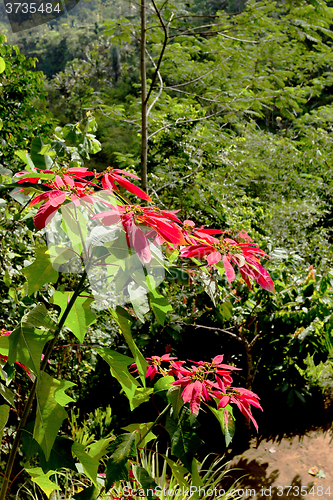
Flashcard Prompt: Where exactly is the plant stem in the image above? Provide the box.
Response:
[0,271,87,500]
[140,0,148,193]
[136,403,171,448]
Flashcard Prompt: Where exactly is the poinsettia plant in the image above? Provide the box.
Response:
[0,117,274,499]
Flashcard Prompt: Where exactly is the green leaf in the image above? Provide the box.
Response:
[105,432,136,491]
[34,373,75,460]
[132,466,157,499]
[23,247,59,295]
[162,456,189,489]
[87,437,113,462]
[14,150,36,172]
[0,57,5,74]
[22,303,57,331]
[73,485,99,500]
[25,467,61,497]
[111,306,147,386]
[72,442,99,485]
[0,382,16,408]
[7,304,55,377]
[154,376,175,393]
[166,408,203,471]
[131,387,154,409]
[208,405,235,447]
[8,328,53,378]
[40,437,77,473]
[129,285,150,323]
[190,458,204,500]
[95,347,140,410]
[148,289,172,326]
[22,422,41,460]
[0,405,10,443]
[61,203,89,255]
[122,422,156,447]
[30,137,53,170]
[199,271,220,307]
[0,335,9,358]
[218,300,233,321]
[167,386,184,418]
[52,292,96,343]
[154,376,175,402]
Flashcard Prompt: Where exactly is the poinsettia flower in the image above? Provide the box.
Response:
[182,220,223,245]
[181,379,204,416]
[101,168,152,202]
[92,205,185,248]
[180,237,274,292]
[130,353,177,380]
[215,387,262,432]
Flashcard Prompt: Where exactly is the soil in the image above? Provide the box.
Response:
[224,429,333,500]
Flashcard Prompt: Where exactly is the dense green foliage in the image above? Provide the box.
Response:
[1,0,333,497]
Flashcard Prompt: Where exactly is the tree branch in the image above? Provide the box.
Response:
[145,0,169,105]
[175,321,242,341]
[154,160,203,193]
[148,109,227,140]
[146,49,164,117]
[164,65,222,88]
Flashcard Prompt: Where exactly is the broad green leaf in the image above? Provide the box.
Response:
[0,57,5,74]
[87,437,113,462]
[166,408,203,471]
[7,304,55,376]
[111,306,147,386]
[22,422,77,472]
[131,387,154,409]
[34,373,75,460]
[30,137,53,170]
[72,442,99,485]
[14,151,36,172]
[23,247,59,294]
[0,405,10,443]
[40,437,77,473]
[8,327,53,377]
[73,485,99,500]
[199,271,220,307]
[218,300,233,321]
[167,386,184,418]
[25,467,61,497]
[132,466,158,499]
[154,376,175,395]
[22,422,41,460]
[128,283,150,323]
[17,172,54,181]
[52,292,96,343]
[105,432,136,491]
[0,382,16,408]
[148,289,172,326]
[208,405,235,447]
[122,422,156,447]
[95,347,140,409]
[61,203,89,255]
[22,303,57,331]
[162,456,189,489]
[0,335,9,358]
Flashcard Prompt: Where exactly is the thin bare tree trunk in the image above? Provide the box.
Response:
[140,0,148,193]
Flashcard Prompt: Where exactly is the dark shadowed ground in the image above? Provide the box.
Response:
[224,429,333,500]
